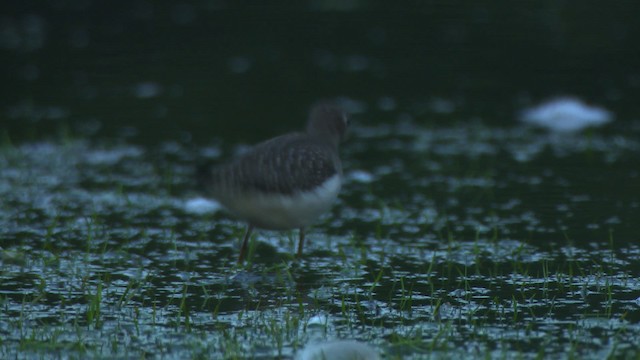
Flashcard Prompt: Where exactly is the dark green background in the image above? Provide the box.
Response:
[3,1,639,144]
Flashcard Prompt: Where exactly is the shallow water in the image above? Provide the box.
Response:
[3,2,640,359]
[2,119,640,359]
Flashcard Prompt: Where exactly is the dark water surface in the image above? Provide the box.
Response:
[2,2,640,359]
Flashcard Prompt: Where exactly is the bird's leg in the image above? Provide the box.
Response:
[238,224,254,263]
[297,227,305,259]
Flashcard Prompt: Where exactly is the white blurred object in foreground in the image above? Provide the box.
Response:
[296,340,380,360]
[520,97,613,132]
[184,197,221,214]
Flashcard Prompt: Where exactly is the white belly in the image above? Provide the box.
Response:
[224,174,342,230]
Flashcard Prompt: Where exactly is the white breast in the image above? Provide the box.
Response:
[223,174,342,230]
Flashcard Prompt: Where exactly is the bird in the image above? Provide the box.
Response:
[199,102,349,263]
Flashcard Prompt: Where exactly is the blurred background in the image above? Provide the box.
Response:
[3,0,639,145]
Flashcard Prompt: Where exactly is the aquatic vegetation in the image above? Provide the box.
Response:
[1,121,639,359]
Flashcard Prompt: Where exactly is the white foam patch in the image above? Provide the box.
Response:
[347,169,374,183]
[133,81,163,98]
[84,146,143,165]
[520,97,613,132]
[296,340,380,360]
[184,197,221,214]
[306,314,329,327]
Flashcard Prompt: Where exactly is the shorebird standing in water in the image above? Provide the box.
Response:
[200,102,349,263]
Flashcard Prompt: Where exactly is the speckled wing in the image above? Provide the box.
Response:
[208,133,341,199]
